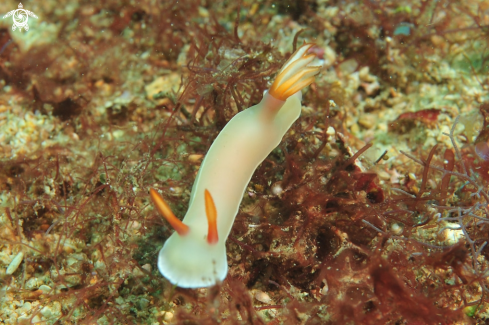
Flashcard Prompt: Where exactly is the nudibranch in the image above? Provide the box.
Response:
[150,43,322,288]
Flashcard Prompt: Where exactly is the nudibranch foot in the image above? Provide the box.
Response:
[269,43,322,101]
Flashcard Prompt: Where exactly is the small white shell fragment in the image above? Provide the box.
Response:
[25,277,44,290]
[358,114,376,129]
[40,301,62,319]
[132,267,145,277]
[254,290,272,304]
[326,126,335,136]
[188,154,203,163]
[164,311,174,322]
[18,314,41,325]
[391,223,403,235]
[271,182,283,196]
[438,227,464,245]
[326,126,336,143]
[39,285,52,293]
[6,252,24,275]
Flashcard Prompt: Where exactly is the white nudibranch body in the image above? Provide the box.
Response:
[150,43,322,288]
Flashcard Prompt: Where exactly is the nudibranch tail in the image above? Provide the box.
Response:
[269,43,321,101]
[149,188,189,236]
[204,189,218,244]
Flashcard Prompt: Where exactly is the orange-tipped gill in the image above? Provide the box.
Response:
[204,189,218,245]
[150,188,189,236]
[268,43,321,101]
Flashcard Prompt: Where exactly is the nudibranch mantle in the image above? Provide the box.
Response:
[151,43,322,288]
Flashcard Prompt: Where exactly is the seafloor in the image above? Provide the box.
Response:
[0,0,489,324]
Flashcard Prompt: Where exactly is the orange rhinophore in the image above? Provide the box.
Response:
[149,188,189,236]
[204,189,218,244]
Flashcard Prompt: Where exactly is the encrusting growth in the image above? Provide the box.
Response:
[150,43,322,288]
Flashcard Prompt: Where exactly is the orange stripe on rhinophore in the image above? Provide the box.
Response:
[204,189,218,245]
[149,188,189,236]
